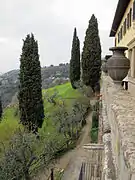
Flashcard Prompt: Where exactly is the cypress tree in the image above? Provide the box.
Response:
[82,14,101,92]
[18,34,44,133]
[70,28,80,89]
[0,98,2,120]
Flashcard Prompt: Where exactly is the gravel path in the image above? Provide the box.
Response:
[61,113,92,180]
[36,113,92,180]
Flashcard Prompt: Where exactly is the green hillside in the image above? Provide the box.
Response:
[0,82,81,146]
[0,82,91,179]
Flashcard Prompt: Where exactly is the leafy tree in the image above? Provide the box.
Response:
[43,89,58,106]
[18,34,44,132]
[0,97,2,119]
[70,28,80,89]
[82,14,101,92]
[0,130,57,180]
[51,96,91,141]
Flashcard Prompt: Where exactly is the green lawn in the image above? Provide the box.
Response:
[0,82,81,147]
[43,82,81,101]
[0,107,21,144]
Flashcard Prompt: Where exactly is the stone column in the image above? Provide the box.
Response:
[131,47,135,78]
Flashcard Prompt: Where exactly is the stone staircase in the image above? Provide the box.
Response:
[78,144,104,180]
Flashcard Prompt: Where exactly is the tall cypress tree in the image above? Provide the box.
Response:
[0,97,2,120]
[18,34,44,132]
[82,14,101,92]
[70,28,80,89]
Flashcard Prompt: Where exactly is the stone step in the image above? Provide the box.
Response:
[79,161,102,180]
[83,144,104,150]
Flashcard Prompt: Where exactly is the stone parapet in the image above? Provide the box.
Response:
[102,74,135,180]
[102,133,116,180]
[102,100,111,134]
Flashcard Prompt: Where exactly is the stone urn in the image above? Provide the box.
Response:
[102,59,108,74]
[102,55,112,74]
[107,47,130,83]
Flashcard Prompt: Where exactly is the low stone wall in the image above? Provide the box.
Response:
[102,74,135,180]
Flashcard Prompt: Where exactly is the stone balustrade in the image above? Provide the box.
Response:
[102,74,135,180]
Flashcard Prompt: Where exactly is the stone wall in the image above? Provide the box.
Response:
[102,74,135,180]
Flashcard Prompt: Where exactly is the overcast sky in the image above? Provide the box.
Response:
[0,0,118,73]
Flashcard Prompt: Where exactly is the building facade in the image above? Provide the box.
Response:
[110,0,135,95]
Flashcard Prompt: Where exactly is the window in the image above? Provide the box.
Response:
[129,8,132,26]
[124,19,127,35]
[118,32,120,43]
[127,13,130,29]
[120,27,123,39]
[120,28,122,40]
[121,26,124,37]
[125,18,127,33]
[133,0,135,20]
[117,26,123,43]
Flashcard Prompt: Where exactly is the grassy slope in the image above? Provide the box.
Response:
[40,82,81,136]
[0,82,81,146]
[0,107,21,143]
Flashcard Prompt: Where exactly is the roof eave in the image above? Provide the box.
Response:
[109,0,130,37]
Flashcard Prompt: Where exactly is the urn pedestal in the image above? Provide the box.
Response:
[107,47,130,87]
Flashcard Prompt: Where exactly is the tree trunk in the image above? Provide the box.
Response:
[51,168,54,180]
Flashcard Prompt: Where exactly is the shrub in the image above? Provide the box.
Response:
[92,101,99,111]
[90,128,98,143]
[51,94,91,144]
[0,129,57,180]
[14,106,19,117]
[91,111,99,143]
[75,81,93,97]
[92,111,99,128]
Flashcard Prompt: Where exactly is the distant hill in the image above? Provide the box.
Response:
[0,64,69,107]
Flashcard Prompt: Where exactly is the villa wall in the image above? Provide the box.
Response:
[116,0,135,48]
[114,0,135,97]
[102,74,135,180]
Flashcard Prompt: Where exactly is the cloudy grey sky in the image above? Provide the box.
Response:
[0,0,118,73]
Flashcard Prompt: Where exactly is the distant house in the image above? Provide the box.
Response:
[110,0,135,95]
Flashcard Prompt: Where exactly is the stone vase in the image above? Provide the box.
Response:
[102,55,112,74]
[102,59,108,74]
[107,47,130,83]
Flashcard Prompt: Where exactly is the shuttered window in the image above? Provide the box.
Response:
[120,27,122,40]
[133,0,135,20]
[129,8,132,26]
[118,32,120,43]
[127,13,130,29]
[122,26,124,36]
[124,19,127,35]
[122,26,123,38]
